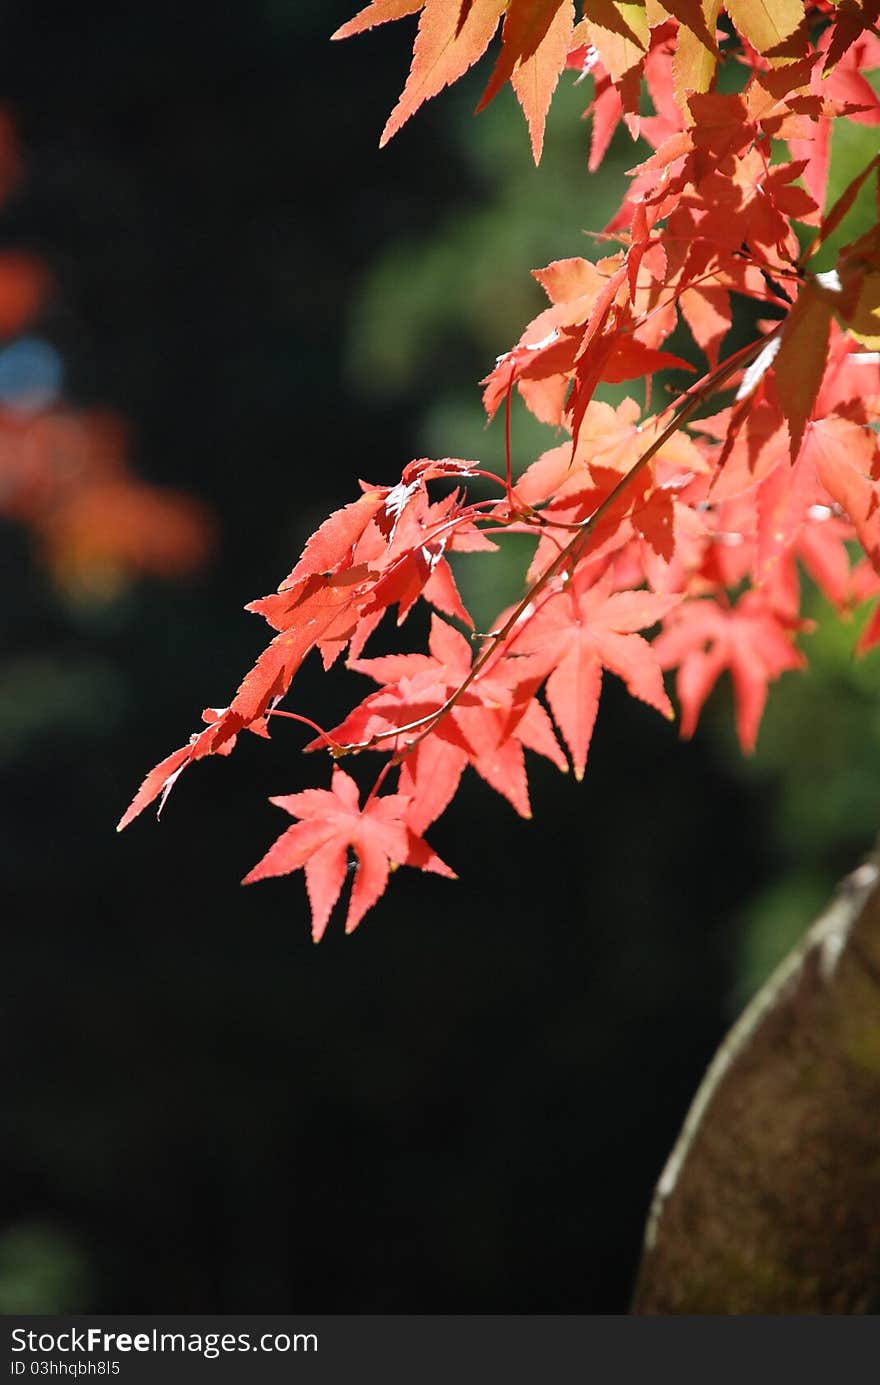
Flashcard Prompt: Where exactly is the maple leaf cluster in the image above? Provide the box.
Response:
[122,1,880,940]
[0,116,213,597]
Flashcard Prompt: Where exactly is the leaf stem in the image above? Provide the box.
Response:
[505,360,516,505]
[364,756,397,805]
[266,708,343,754]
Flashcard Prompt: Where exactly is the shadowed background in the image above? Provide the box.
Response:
[1,0,877,1313]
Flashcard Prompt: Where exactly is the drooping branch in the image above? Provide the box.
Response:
[336,326,781,760]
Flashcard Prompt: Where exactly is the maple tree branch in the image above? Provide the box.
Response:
[339,326,780,762]
[121,0,880,948]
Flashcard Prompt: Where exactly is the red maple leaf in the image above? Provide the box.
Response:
[653,592,805,752]
[511,569,677,778]
[243,767,453,940]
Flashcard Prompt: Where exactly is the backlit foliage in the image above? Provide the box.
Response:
[122,1,880,939]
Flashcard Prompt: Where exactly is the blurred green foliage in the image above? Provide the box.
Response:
[0,1223,94,1313]
[730,586,880,1004]
[809,112,880,271]
[0,656,122,762]
[347,77,626,396]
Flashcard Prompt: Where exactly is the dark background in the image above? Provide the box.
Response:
[0,0,874,1313]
